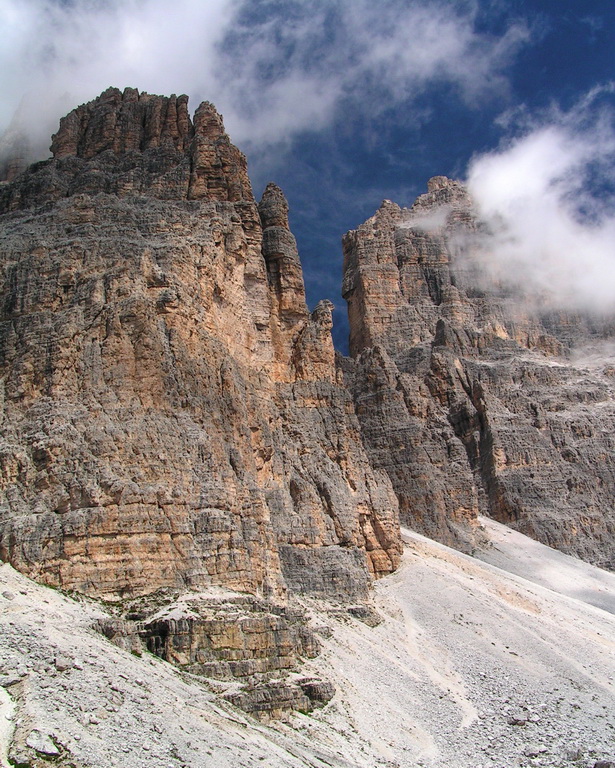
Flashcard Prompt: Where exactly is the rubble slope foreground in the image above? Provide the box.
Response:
[1,521,615,768]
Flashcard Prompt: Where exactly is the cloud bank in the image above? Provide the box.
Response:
[0,0,530,159]
[466,85,615,314]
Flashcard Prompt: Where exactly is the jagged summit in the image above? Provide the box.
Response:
[0,86,252,209]
[50,87,194,158]
[343,176,615,567]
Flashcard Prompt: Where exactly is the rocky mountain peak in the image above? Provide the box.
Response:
[1,87,252,211]
[0,88,400,606]
[426,174,456,191]
[412,174,471,212]
[0,87,614,738]
[50,86,193,158]
[192,99,226,140]
[46,87,233,163]
[343,177,615,567]
[258,182,308,337]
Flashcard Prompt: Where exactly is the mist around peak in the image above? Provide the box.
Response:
[1,2,614,355]
[465,85,615,317]
[0,0,530,166]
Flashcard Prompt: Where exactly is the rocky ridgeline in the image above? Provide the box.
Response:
[343,176,615,567]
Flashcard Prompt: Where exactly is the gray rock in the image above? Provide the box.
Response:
[0,87,400,604]
[297,678,335,707]
[54,653,73,672]
[347,604,383,627]
[342,177,615,568]
[523,744,547,757]
[0,673,23,687]
[507,715,528,726]
[25,729,61,756]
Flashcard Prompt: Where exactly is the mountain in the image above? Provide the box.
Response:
[343,177,615,568]
[0,89,614,765]
[0,87,400,603]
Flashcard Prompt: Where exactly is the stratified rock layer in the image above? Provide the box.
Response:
[343,177,615,568]
[0,88,400,600]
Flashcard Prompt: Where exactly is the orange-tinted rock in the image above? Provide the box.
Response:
[0,89,400,600]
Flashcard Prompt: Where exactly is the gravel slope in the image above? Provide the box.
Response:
[475,516,615,615]
[1,521,614,768]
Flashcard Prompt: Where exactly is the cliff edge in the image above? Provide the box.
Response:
[0,88,400,602]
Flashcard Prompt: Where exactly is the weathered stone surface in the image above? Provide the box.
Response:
[343,177,615,567]
[141,595,319,681]
[0,88,400,600]
[7,83,612,613]
[296,677,335,706]
[93,589,333,719]
[94,618,144,656]
[222,675,334,719]
[224,681,312,719]
[25,730,61,756]
[0,87,252,211]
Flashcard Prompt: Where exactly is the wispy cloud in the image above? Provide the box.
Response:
[466,84,615,313]
[0,0,531,159]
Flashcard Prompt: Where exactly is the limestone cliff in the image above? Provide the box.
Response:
[343,177,615,568]
[1,87,613,604]
[0,88,400,601]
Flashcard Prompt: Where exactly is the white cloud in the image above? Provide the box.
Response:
[0,0,240,156]
[342,1,529,103]
[466,85,615,313]
[0,0,531,160]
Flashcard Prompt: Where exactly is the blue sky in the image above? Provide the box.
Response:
[250,1,615,348]
[1,0,614,350]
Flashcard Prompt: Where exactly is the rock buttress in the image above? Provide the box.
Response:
[0,88,400,599]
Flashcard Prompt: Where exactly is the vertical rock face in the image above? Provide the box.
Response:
[0,88,400,600]
[343,177,615,568]
[1,87,252,209]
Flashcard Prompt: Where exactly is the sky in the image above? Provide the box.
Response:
[1,0,614,351]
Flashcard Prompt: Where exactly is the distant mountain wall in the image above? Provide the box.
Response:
[342,176,615,569]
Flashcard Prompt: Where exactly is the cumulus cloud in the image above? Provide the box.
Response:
[0,0,530,160]
[466,85,615,313]
[0,0,241,156]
